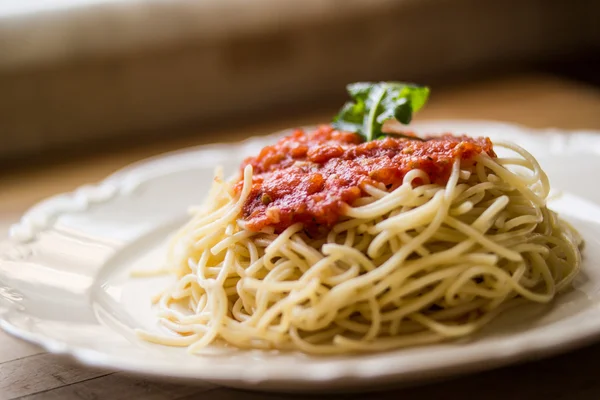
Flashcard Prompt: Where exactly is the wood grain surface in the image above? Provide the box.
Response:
[2,73,600,399]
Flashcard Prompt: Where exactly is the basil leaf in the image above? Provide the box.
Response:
[332,81,430,141]
[332,101,364,133]
[364,84,387,142]
[347,82,374,100]
[406,85,430,112]
[393,99,412,124]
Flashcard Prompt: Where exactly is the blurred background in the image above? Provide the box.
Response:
[1,0,599,160]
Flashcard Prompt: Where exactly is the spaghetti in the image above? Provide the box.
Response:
[138,128,582,355]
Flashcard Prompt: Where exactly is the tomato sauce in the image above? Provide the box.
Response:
[238,125,495,233]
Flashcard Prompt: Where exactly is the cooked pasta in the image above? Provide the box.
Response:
[137,132,582,354]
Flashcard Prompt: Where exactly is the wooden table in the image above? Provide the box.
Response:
[2,73,600,400]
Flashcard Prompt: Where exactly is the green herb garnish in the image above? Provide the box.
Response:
[332,82,430,141]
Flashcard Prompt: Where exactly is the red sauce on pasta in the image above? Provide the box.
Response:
[238,125,495,233]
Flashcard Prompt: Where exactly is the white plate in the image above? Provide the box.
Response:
[3,120,600,392]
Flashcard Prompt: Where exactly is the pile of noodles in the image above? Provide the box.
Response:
[138,141,582,354]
